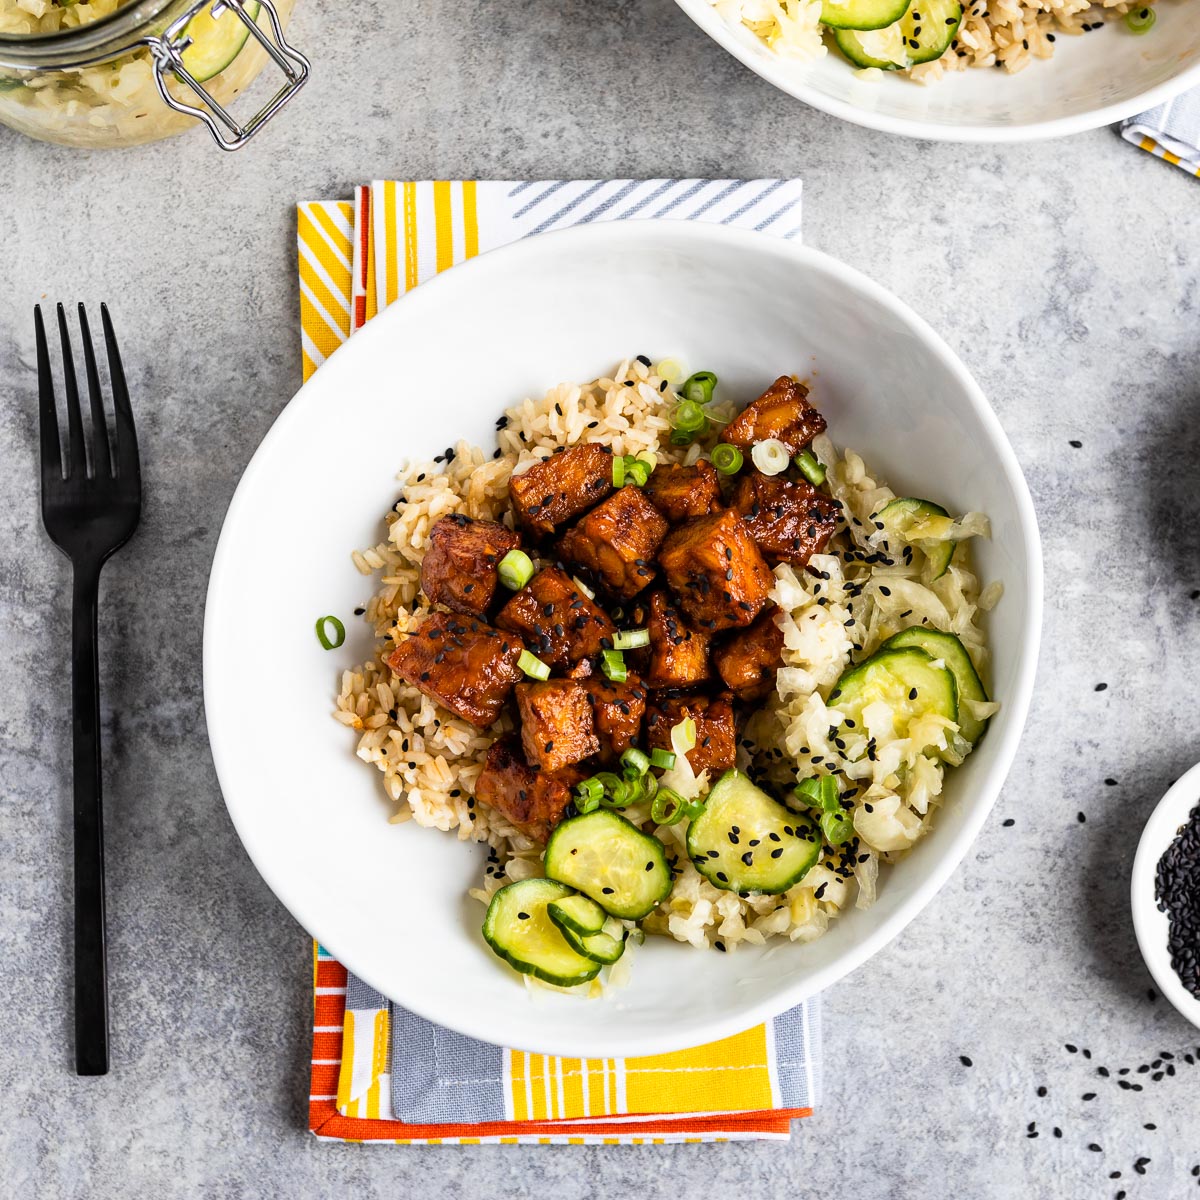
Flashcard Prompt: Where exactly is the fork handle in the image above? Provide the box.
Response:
[72,563,108,1076]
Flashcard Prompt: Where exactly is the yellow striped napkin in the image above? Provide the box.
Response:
[297,181,818,1145]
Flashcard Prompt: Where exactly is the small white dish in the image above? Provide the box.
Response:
[1131,763,1200,1030]
[673,0,1200,142]
[204,220,1042,1058]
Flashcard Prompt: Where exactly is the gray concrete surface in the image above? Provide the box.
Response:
[2,0,1199,1196]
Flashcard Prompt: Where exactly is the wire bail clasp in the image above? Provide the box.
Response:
[145,0,309,151]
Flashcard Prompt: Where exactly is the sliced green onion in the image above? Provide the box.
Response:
[670,716,697,757]
[649,748,676,770]
[794,449,827,487]
[681,370,717,406]
[315,614,346,650]
[710,443,743,475]
[574,778,604,814]
[612,455,626,488]
[497,548,534,591]
[673,399,708,434]
[657,358,684,385]
[1125,5,1155,32]
[571,575,595,600]
[612,628,650,650]
[751,438,790,476]
[794,777,821,807]
[601,649,627,683]
[576,776,604,802]
[620,747,651,778]
[594,771,632,808]
[670,428,701,447]
[651,786,689,826]
[517,649,550,680]
[638,772,659,804]
[820,809,855,847]
[624,457,652,487]
[795,774,840,813]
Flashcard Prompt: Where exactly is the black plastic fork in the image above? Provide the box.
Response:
[36,303,141,1077]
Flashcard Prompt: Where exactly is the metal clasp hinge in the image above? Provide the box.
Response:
[145,0,309,152]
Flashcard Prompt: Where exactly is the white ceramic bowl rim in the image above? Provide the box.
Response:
[205,221,1044,1056]
[673,0,1200,143]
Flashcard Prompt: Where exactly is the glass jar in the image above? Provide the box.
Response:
[0,0,308,150]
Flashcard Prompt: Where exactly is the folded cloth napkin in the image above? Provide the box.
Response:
[296,180,818,1145]
[1121,93,1200,178]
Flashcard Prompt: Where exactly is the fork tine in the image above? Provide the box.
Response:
[77,305,111,480]
[35,305,62,486]
[100,304,139,482]
[56,303,88,481]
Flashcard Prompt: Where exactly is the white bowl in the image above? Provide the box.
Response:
[1131,763,1200,1030]
[204,220,1042,1058]
[674,0,1200,142]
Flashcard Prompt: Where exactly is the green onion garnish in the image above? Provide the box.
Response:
[1124,5,1155,32]
[601,649,627,682]
[497,548,534,591]
[670,716,697,756]
[624,456,652,488]
[651,786,689,827]
[315,614,346,650]
[574,777,604,814]
[620,747,651,778]
[751,438,790,476]
[681,370,717,406]
[594,771,632,808]
[794,449,826,487]
[571,574,595,600]
[649,748,676,770]
[795,774,840,813]
[820,809,855,846]
[612,628,649,650]
[672,399,708,435]
[710,443,743,475]
[517,649,550,680]
[612,456,626,488]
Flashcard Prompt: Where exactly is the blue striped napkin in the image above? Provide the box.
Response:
[1122,92,1200,178]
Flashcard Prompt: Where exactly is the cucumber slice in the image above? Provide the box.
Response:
[687,770,821,896]
[546,893,609,938]
[829,646,958,748]
[544,810,673,920]
[875,497,956,578]
[882,628,989,743]
[557,916,628,965]
[181,0,262,83]
[821,0,910,30]
[482,879,601,987]
[833,0,962,69]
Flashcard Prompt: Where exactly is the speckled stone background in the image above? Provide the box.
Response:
[2,0,1199,1196]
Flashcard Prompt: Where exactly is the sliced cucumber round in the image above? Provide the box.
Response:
[834,0,962,69]
[482,878,601,987]
[828,646,958,745]
[544,810,672,921]
[181,0,262,83]
[882,628,989,743]
[546,893,609,938]
[821,0,910,30]
[556,915,628,965]
[687,770,821,896]
[875,496,956,578]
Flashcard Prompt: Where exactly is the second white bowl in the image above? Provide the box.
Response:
[674,0,1200,142]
